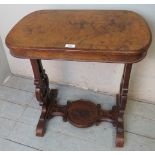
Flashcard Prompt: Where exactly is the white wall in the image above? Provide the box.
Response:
[0,4,154,103]
[0,37,11,83]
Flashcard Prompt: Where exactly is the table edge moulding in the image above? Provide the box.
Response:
[5,10,152,147]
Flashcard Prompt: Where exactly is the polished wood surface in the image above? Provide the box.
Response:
[6,10,151,63]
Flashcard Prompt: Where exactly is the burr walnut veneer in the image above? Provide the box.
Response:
[6,10,151,147]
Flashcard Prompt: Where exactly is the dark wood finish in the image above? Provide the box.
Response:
[67,100,98,128]
[5,10,152,147]
[30,59,49,105]
[116,64,132,147]
[6,10,151,63]
[30,59,51,136]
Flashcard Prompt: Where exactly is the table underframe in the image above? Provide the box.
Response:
[30,59,132,147]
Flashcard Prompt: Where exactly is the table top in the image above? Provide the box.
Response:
[6,10,151,63]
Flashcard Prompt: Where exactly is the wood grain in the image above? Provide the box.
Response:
[6,10,151,63]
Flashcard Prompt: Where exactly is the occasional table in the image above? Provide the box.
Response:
[5,10,151,147]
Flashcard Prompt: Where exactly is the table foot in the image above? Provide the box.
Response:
[36,119,46,137]
[36,89,58,137]
[116,131,124,147]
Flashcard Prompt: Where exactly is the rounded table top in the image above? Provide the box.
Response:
[6,10,152,63]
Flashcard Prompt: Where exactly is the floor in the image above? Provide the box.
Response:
[0,75,155,151]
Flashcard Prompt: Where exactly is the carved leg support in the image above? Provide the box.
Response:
[30,59,57,136]
[116,64,132,147]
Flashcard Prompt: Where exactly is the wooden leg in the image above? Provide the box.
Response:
[116,64,132,147]
[30,59,49,105]
[30,59,57,136]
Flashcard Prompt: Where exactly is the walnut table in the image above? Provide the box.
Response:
[5,10,152,147]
